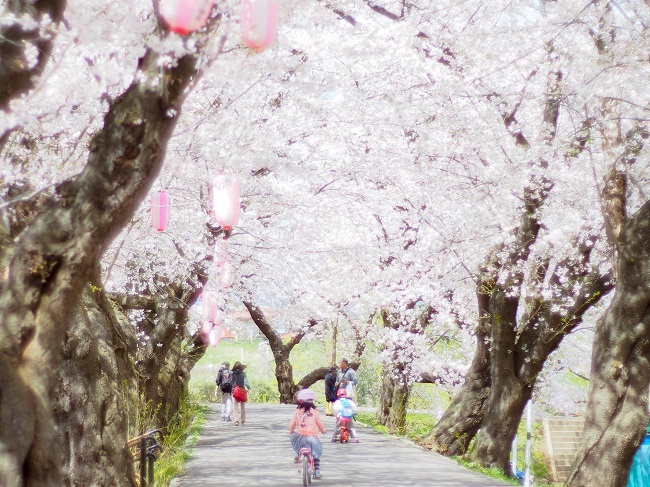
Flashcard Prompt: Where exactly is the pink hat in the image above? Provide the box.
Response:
[297,389,316,402]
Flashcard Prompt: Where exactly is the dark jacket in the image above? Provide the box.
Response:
[325,371,338,402]
[216,367,232,392]
[232,369,250,390]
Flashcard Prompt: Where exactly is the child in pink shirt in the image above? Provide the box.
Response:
[289,388,327,479]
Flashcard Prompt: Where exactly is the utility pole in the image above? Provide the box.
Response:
[331,318,338,365]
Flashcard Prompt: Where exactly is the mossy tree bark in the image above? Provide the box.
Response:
[565,116,650,485]
[53,267,138,486]
[424,276,492,456]
[376,304,433,435]
[377,371,409,435]
[566,202,650,486]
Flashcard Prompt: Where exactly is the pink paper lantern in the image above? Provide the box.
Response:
[220,262,234,288]
[202,292,219,322]
[151,190,169,232]
[160,0,213,35]
[215,238,228,267]
[202,320,213,335]
[212,308,224,326]
[241,0,278,52]
[208,326,222,346]
[212,174,241,230]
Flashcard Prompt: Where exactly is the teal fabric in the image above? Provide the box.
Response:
[627,435,650,487]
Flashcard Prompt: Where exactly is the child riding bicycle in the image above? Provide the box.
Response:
[289,388,327,480]
[331,388,360,443]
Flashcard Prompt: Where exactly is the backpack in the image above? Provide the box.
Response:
[219,369,232,393]
[339,398,354,419]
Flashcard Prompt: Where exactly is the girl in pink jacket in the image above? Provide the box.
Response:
[289,388,327,479]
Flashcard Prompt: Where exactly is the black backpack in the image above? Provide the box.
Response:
[219,369,232,393]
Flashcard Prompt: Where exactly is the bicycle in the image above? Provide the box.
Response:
[335,417,351,443]
[298,447,315,486]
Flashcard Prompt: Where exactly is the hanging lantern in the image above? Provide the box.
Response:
[212,308,224,326]
[151,190,169,232]
[208,326,223,346]
[160,0,213,35]
[202,292,219,322]
[212,174,241,230]
[220,262,234,288]
[215,238,228,267]
[241,0,278,52]
[202,320,213,336]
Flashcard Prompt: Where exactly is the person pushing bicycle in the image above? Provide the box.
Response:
[289,388,327,480]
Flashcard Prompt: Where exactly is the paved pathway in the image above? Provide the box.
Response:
[171,404,512,487]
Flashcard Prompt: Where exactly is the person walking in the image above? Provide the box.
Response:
[335,358,358,398]
[231,361,251,426]
[215,361,233,421]
[324,365,338,416]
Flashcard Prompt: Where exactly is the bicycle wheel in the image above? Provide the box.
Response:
[301,456,309,486]
[307,458,313,485]
[341,428,350,443]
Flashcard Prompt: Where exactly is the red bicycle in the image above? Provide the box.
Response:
[298,447,315,486]
[336,417,351,443]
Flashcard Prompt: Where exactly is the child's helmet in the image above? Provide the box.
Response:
[297,388,316,402]
[336,388,347,398]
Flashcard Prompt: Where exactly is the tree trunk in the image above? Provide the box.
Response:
[134,279,205,428]
[470,285,521,471]
[423,352,490,455]
[376,304,433,434]
[0,38,205,486]
[331,320,338,365]
[243,301,356,403]
[471,377,528,472]
[377,371,409,435]
[566,202,650,487]
[274,354,297,403]
[53,271,137,486]
[243,301,312,403]
[424,277,492,457]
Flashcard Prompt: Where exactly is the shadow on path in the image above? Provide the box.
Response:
[171,404,512,487]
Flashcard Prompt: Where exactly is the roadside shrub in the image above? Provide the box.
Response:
[249,379,280,403]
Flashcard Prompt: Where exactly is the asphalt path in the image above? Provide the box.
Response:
[170,403,512,487]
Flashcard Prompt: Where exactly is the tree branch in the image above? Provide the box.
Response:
[0,0,67,111]
[363,0,401,20]
[105,292,156,310]
[243,300,283,349]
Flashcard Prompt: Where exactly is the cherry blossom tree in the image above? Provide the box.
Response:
[0,0,227,483]
[3,0,650,485]
[565,1,650,483]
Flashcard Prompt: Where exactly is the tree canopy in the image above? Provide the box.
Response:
[2,0,650,484]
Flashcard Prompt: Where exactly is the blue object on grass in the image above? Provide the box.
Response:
[515,469,525,484]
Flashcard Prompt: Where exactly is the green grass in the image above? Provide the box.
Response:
[356,411,437,442]
[454,457,520,485]
[151,398,209,486]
